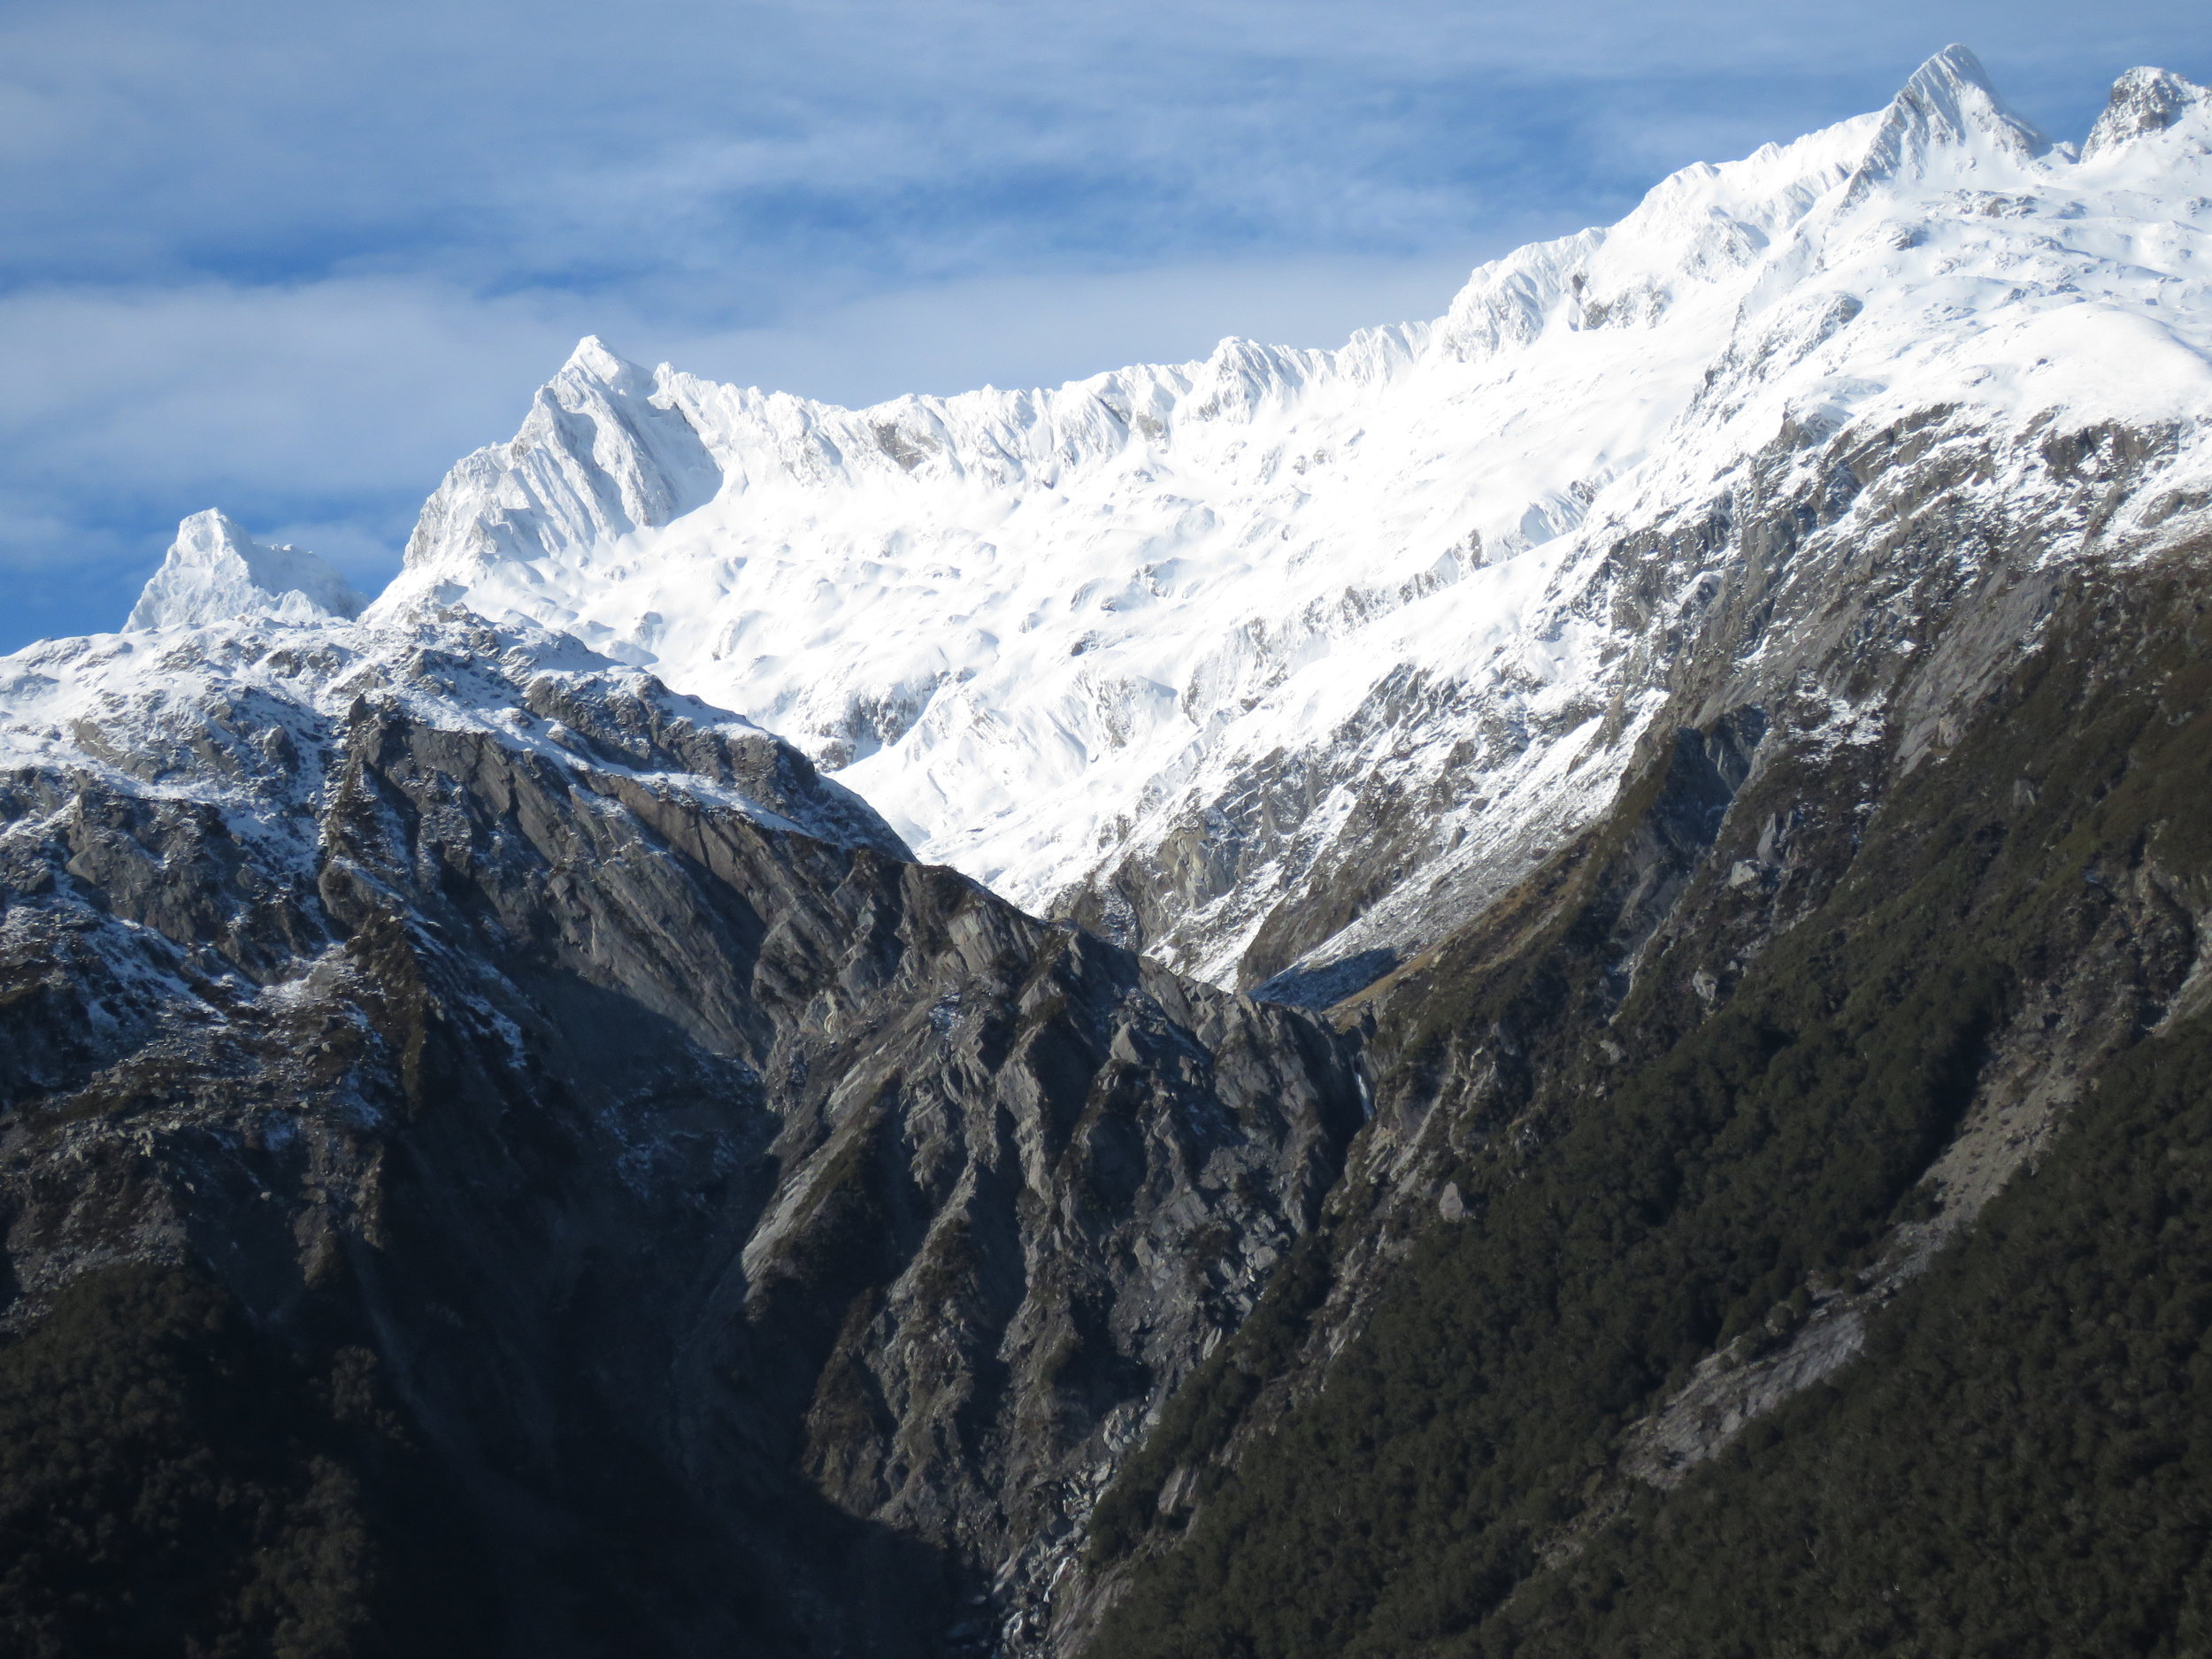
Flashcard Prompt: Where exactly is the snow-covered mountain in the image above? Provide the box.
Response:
[346,46,2212,993]
[127,509,365,629]
[78,47,2212,997]
[1,606,906,915]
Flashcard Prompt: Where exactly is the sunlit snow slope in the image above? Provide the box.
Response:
[129,511,365,630]
[225,51,2212,987]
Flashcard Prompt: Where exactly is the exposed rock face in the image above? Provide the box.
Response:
[0,612,1360,1655]
[2082,63,2209,157]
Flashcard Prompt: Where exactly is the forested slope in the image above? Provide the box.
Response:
[1082,546,2212,1658]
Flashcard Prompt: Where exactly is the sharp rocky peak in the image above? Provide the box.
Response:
[387,333,722,592]
[1845,43,2052,201]
[557,333,658,397]
[126,509,364,631]
[2083,65,2212,160]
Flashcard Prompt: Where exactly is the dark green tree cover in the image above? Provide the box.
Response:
[1086,565,2212,1659]
[1087,897,2007,1659]
[1489,1014,2212,1658]
[0,1265,496,1659]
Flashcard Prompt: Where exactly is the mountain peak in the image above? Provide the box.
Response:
[125,510,365,630]
[1846,44,2049,202]
[2083,65,2210,160]
[386,334,720,592]
[1909,43,1999,98]
[560,334,651,392]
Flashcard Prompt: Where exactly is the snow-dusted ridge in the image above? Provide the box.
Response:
[35,46,2212,994]
[0,608,907,901]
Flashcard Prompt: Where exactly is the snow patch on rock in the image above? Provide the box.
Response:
[1,606,909,887]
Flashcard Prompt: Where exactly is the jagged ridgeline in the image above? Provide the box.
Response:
[4,42,2212,1659]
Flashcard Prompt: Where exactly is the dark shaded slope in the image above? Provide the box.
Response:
[0,629,1363,1657]
[0,1263,500,1659]
[1082,545,2212,1659]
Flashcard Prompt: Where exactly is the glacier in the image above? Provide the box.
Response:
[58,47,2212,995]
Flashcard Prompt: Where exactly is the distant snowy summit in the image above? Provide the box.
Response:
[127,510,364,629]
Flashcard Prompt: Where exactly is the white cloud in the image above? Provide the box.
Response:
[6,0,2195,298]
[0,280,587,500]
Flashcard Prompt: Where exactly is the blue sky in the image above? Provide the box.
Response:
[4,1,2207,649]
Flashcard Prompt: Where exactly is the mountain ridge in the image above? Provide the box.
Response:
[321,49,2206,1000]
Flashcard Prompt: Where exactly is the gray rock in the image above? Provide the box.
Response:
[0,619,1363,1656]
